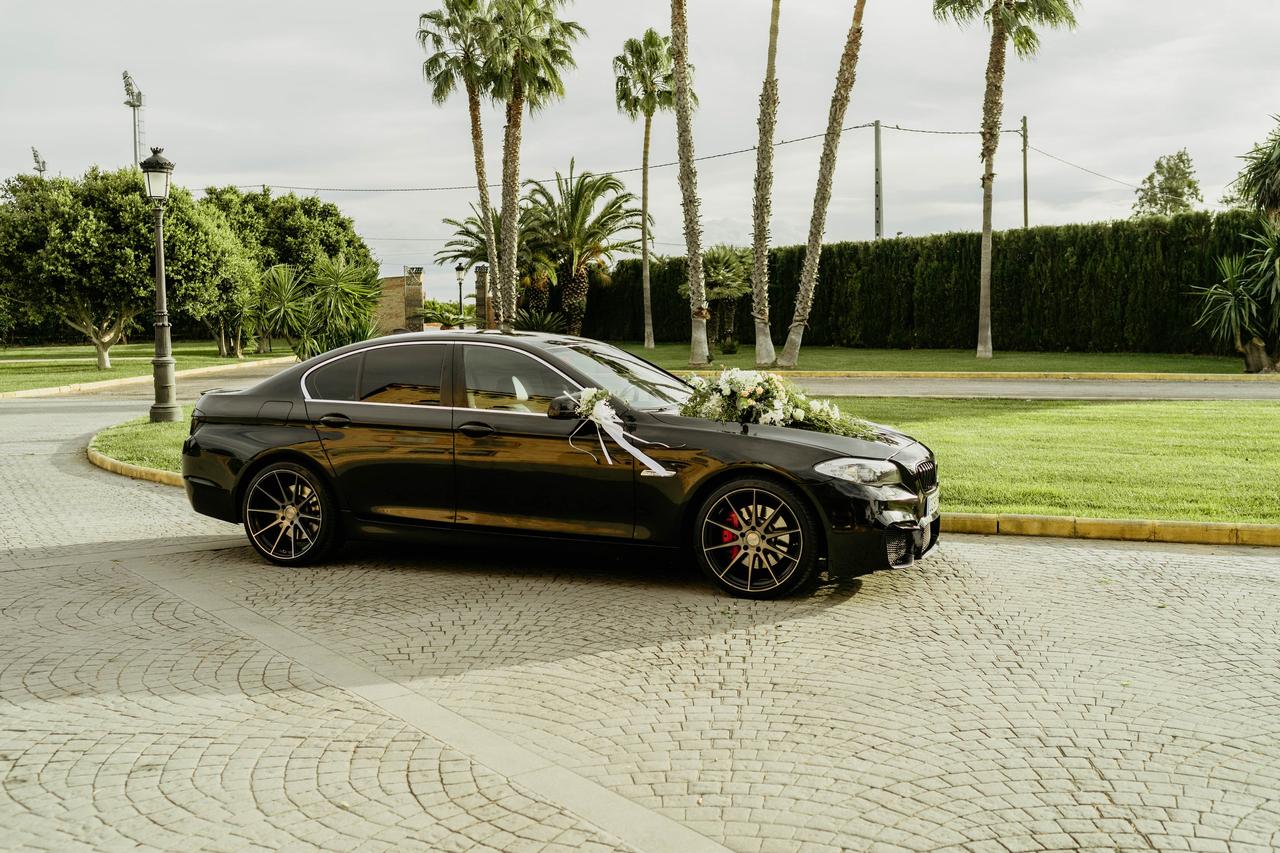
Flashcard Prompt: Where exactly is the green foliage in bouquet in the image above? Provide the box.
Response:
[679,368,883,442]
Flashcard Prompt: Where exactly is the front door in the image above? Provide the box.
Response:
[305,341,454,526]
[452,342,634,539]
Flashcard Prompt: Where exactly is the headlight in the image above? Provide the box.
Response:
[814,457,902,486]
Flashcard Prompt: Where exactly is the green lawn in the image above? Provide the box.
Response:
[93,397,1280,525]
[620,343,1242,375]
[90,408,190,474]
[0,341,284,393]
[837,397,1280,523]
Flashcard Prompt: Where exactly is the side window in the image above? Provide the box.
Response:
[305,353,360,401]
[359,344,445,406]
[462,346,572,414]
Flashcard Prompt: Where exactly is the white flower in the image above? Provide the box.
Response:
[792,408,806,421]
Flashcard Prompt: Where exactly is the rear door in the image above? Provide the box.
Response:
[452,342,635,539]
[304,341,455,527]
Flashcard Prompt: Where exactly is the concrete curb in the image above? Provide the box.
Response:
[0,355,296,399]
[672,369,1277,382]
[85,442,1280,548]
[86,446,184,488]
[940,512,1279,546]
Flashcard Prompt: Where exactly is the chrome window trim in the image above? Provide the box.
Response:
[299,339,583,414]
[300,340,448,404]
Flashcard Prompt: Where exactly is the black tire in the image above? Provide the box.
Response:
[240,461,338,566]
[692,477,821,599]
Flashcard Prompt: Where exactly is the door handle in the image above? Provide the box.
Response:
[319,414,351,428]
[457,421,496,438]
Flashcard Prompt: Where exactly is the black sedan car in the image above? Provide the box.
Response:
[182,332,939,598]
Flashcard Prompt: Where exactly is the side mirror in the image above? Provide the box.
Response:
[547,393,580,420]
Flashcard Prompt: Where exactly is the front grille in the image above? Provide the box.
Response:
[914,460,938,491]
[885,531,912,567]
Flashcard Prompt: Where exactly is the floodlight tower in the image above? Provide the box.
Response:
[122,71,145,167]
[31,147,47,176]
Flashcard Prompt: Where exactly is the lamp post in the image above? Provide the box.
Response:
[455,263,466,328]
[139,147,181,423]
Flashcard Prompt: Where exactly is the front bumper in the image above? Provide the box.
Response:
[810,478,941,574]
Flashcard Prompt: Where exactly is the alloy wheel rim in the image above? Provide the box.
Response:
[701,488,803,593]
[245,470,322,560]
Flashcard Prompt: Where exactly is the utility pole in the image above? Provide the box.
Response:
[873,119,883,239]
[1021,115,1029,228]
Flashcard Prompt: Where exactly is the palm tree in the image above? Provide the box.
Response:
[1232,116,1280,217]
[418,0,502,326]
[669,0,710,366]
[777,0,869,368]
[934,0,1078,359]
[749,0,782,367]
[484,0,585,331]
[434,202,557,295]
[523,161,643,335]
[614,29,687,351]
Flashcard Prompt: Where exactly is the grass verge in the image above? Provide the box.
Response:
[91,397,1280,526]
[90,408,190,474]
[619,343,1242,375]
[837,397,1280,523]
[0,341,284,392]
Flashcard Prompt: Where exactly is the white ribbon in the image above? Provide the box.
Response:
[572,398,675,478]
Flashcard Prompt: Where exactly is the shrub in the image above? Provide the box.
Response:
[582,210,1255,354]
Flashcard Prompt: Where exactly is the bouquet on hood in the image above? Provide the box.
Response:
[679,368,883,442]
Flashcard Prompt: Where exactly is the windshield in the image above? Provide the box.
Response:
[548,343,690,410]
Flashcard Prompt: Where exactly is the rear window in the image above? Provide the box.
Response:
[359,344,445,406]
[305,354,360,401]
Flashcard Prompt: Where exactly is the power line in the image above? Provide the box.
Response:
[231,121,879,195]
[1028,144,1204,207]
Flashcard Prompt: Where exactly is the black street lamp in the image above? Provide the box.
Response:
[455,263,466,327]
[139,147,181,423]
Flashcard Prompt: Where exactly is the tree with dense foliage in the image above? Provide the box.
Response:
[522,161,642,335]
[749,0,782,367]
[1194,227,1279,374]
[934,0,1078,359]
[614,27,684,351]
[777,0,870,368]
[290,256,382,360]
[199,186,375,273]
[168,202,260,358]
[483,0,584,330]
[668,0,710,366]
[419,0,502,326]
[1132,148,1202,217]
[1230,116,1280,217]
[0,168,248,368]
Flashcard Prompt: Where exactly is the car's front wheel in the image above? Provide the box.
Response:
[693,477,820,598]
[241,461,337,566]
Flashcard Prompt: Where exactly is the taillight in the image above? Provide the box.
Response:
[189,409,205,435]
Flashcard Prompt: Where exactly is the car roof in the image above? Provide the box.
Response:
[363,329,605,352]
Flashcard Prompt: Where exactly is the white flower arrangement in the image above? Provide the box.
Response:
[680,368,882,441]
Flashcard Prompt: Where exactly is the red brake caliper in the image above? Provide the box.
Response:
[722,511,741,561]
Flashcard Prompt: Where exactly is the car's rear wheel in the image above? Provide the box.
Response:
[241,462,337,566]
[693,477,820,599]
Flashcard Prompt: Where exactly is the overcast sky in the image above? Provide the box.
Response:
[4,1,1278,301]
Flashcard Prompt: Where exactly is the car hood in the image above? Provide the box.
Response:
[648,411,914,461]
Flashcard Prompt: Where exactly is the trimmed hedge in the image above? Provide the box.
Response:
[582,209,1253,353]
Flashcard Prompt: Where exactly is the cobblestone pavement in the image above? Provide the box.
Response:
[2,389,1279,852]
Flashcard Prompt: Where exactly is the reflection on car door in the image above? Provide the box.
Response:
[304,342,455,527]
[452,342,635,539]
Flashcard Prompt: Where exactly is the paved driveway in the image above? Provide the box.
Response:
[1,389,1278,852]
